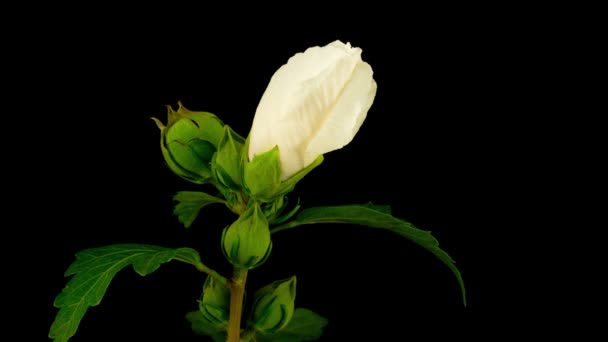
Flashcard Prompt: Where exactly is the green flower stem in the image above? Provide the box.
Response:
[269,221,297,234]
[232,191,249,215]
[174,256,229,287]
[227,267,248,342]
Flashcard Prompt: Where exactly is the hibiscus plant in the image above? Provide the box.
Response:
[49,40,465,342]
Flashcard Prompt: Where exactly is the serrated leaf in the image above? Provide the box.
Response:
[256,308,328,342]
[174,247,203,265]
[173,191,226,228]
[49,244,203,342]
[271,204,466,305]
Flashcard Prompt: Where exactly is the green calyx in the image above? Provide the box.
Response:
[243,140,324,203]
[212,125,246,190]
[243,145,282,201]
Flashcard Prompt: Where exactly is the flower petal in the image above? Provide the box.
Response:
[304,61,376,164]
[249,40,376,180]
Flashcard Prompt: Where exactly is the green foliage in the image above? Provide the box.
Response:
[49,244,205,342]
[173,191,226,228]
[255,308,328,342]
[271,204,466,305]
[186,311,227,342]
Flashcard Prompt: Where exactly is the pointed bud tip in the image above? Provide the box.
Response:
[150,117,165,130]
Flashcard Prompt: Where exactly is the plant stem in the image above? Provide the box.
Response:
[227,267,248,342]
[195,262,230,287]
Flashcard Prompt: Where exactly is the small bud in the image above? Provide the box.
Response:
[152,102,224,184]
[221,202,272,269]
[198,276,230,327]
[249,276,297,334]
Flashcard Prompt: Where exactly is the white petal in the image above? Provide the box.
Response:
[249,40,363,179]
[304,61,376,164]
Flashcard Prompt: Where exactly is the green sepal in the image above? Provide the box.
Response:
[213,125,246,190]
[243,140,323,203]
[166,139,215,180]
[243,145,282,201]
[163,102,224,148]
[266,197,301,225]
[274,155,323,198]
[158,132,210,184]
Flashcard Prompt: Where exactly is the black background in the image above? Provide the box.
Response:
[10,5,568,341]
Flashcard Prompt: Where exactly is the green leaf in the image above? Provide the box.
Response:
[186,311,227,342]
[174,246,204,265]
[174,248,229,287]
[174,191,226,228]
[256,308,328,342]
[363,202,391,214]
[271,204,466,305]
[49,244,204,342]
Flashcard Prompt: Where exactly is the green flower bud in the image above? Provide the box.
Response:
[221,202,272,269]
[249,276,297,335]
[198,276,230,327]
[152,102,224,184]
